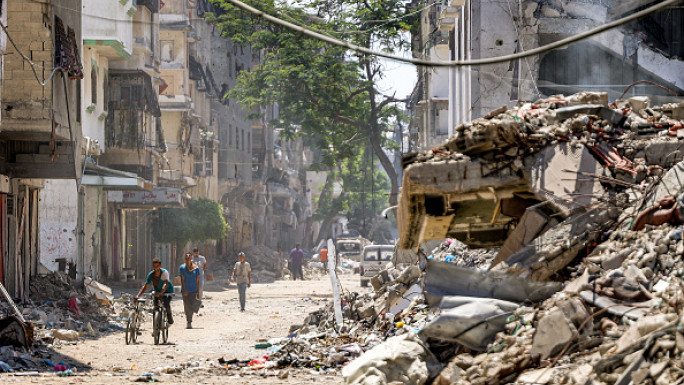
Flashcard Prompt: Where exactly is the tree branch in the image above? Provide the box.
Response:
[345,86,373,104]
[376,96,408,112]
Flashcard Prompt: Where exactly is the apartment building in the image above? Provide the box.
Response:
[409,0,683,151]
[0,0,326,296]
[1,0,82,299]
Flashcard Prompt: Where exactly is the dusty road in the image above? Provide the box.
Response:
[3,273,364,384]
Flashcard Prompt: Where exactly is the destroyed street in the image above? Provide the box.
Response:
[0,0,683,385]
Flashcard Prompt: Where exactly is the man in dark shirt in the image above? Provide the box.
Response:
[289,244,305,280]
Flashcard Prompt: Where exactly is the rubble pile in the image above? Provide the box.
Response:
[0,273,128,373]
[425,238,497,270]
[237,93,684,384]
[334,93,684,385]
[212,245,286,283]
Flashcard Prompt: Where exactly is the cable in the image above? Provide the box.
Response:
[222,0,682,67]
[618,80,680,100]
[505,0,541,99]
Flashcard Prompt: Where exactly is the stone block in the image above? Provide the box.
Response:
[628,96,650,111]
[530,308,577,359]
[356,302,377,320]
[558,297,590,329]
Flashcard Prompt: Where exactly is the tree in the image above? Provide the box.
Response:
[152,199,228,262]
[314,144,390,242]
[208,0,413,207]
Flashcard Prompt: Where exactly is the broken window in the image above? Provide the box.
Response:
[161,40,174,62]
[103,69,109,111]
[91,65,97,105]
[54,17,84,79]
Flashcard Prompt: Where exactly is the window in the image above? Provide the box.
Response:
[91,66,97,105]
[228,125,232,147]
[161,40,174,62]
[75,79,81,122]
[241,130,244,151]
[103,69,109,111]
[247,132,250,151]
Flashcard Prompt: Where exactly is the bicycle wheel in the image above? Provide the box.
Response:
[133,310,142,343]
[125,314,135,345]
[153,309,161,345]
[162,309,169,344]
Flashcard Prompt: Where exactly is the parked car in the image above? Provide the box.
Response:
[360,244,394,287]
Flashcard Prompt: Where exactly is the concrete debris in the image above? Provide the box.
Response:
[342,333,441,385]
[0,272,135,373]
[426,238,497,269]
[270,92,684,385]
[84,277,113,303]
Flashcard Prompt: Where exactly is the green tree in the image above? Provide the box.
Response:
[153,199,228,261]
[208,0,413,206]
[315,144,390,241]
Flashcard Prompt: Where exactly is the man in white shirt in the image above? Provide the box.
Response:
[192,248,207,299]
[230,252,251,312]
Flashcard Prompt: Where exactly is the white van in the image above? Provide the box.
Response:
[360,245,394,287]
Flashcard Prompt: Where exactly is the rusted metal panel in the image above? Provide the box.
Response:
[0,316,34,349]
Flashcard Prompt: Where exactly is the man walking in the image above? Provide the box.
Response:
[289,244,305,280]
[192,248,207,299]
[179,253,200,329]
[230,252,251,312]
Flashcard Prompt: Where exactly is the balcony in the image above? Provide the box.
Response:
[105,108,149,150]
[104,71,162,154]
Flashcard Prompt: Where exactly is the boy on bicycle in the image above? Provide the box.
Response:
[135,257,174,325]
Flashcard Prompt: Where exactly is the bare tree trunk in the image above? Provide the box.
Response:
[369,131,399,207]
[364,59,400,208]
[314,172,337,245]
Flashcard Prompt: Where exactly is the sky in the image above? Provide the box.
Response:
[378,58,418,100]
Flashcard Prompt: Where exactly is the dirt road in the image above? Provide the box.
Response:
[4,273,364,384]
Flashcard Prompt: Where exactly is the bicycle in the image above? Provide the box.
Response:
[125,297,147,345]
[152,292,173,345]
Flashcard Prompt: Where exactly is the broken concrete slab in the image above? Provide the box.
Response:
[493,207,554,267]
[530,308,577,359]
[84,277,113,302]
[579,290,647,320]
[614,314,678,354]
[527,142,605,215]
[425,260,561,304]
[495,208,619,281]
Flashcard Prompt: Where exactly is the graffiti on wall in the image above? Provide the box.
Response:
[40,221,77,271]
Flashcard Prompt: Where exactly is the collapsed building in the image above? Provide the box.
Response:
[326,92,684,384]
[399,92,684,278]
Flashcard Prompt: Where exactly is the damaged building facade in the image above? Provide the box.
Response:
[408,0,683,149]
[1,0,83,300]
[402,0,684,262]
[0,0,325,299]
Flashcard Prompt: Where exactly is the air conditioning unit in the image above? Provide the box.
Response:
[83,137,102,156]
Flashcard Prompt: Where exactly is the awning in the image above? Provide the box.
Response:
[81,163,154,191]
[107,187,186,208]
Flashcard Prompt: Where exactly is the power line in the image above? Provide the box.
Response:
[222,0,682,67]
[0,20,63,86]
